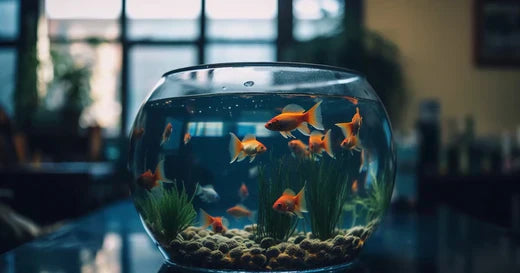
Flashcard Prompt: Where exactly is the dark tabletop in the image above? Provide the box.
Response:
[1,200,519,273]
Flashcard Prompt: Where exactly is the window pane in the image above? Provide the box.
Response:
[0,48,16,117]
[127,0,200,40]
[293,0,344,41]
[0,0,19,39]
[128,46,197,131]
[48,43,122,136]
[205,44,275,63]
[46,0,121,39]
[206,0,277,40]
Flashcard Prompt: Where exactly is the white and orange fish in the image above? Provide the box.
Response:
[288,139,312,160]
[184,132,191,145]
[264,101,324,139]
[344,96,359,105]
[308,130,334,158]
[238,183,249,202]
[226,204,256,221]
[335,107,363,152]
[200,209,228,233]
[229,133,267,163]
[272,186,307,218]
[160,123,173,146]
[136,160,171,191]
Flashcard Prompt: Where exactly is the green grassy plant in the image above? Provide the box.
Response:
[135,181,197,243]
[255,158,301,242]
[300,156,352,240]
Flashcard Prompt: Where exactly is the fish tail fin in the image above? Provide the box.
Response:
[199,209,213,229]
[248,210,257,223]
[322,129,334,158]
[305,101,324,130]
[229,133,243,164]
[154,160,172,183]
[335,122,354,138]
[295,185,307,216]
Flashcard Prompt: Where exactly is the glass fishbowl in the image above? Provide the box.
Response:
[128,63,395,272]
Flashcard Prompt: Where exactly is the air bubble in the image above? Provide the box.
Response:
[222,86,227,90]
[243,81,254,87]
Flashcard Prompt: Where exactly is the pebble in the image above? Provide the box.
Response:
[229,247,243,259]
[193,247,211,258]
[285,245,299,256]
[260,237,275,248]
[265,246,280,258]
[203,240,217,250]
[293,235,306,244]
[210,250,224,261]
[218,243,229,253]
[299,239,312,250]
[277,253,291,265]
[184,241,202,251]
[250,247,262,255]
[240,253,252,264]
[251,254,267,266]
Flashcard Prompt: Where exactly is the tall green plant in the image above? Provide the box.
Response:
[255,161,300,242]
[301,157,352,240]
[135,182,197,243]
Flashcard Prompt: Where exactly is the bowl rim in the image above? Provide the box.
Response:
[162,61,366,78]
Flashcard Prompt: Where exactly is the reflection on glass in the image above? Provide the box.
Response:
[46,0,121,39]
[187,122,223,137]
[237,122,273,137]
[293,0,344,41]
[0,48,17,117]
[48,43,122,136]
[206,0,277,40]
[205,44,275,63]
[128,46,197,132]
[127,0,200,40]
[128,233,163,273]
[0,0,19,39]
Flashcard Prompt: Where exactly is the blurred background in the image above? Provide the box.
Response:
[0,0,519,269]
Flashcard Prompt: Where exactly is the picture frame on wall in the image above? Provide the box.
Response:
[474,0,520,67]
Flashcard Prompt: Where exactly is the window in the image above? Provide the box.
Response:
[0,0,19,117]
[45,0,122,136]
[293,0,344,41]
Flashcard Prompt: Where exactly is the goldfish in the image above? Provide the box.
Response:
[160,123,173,146]
[200,209,228,233]
[288,139,312,160]
[196,184,220,203]
[272,186,307,218]
[229,133,267,163]
[132,128,145,139]
[238,183,249,202]
[137,160,171,191]
[183,132,191,145]
[344,96,359,105]
[335,107,363,152]
[352,180,359,194]
[226,204,256,221]
[308,130,334,158]
[265,101,324,139]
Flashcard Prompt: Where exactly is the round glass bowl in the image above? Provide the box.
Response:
[128,62,395,272]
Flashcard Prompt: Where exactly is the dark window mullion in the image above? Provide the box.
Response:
[198,0,206,64]
[277,0,292,61]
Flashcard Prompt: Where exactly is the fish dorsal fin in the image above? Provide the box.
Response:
[242,134,256,142]
[204,184,214,190]
[283,188,296,196]
[282,104,305,113]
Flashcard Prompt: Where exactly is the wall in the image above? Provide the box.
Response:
[365,0,520,136]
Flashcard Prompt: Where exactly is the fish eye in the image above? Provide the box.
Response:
[276,203,282,209]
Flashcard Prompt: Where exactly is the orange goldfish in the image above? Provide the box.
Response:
[288,139,311,160]
[308,130,334,158]
[272,186,307,218]
[183,132,191,145]
[137,160,170,191]
[352,180,359,194]
[264,101,324,139]
[200,209,227,233]
[226,204,256,221]
[335,107,363,152]
[239,183,249,201]
[160,123,173,146]
[229,133,267,163]
[344,96,359,105]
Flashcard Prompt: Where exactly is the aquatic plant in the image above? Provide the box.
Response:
[135,181,197,243]
[255,160,300,242]
[301,156,352,240]
[342,168,394,227]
